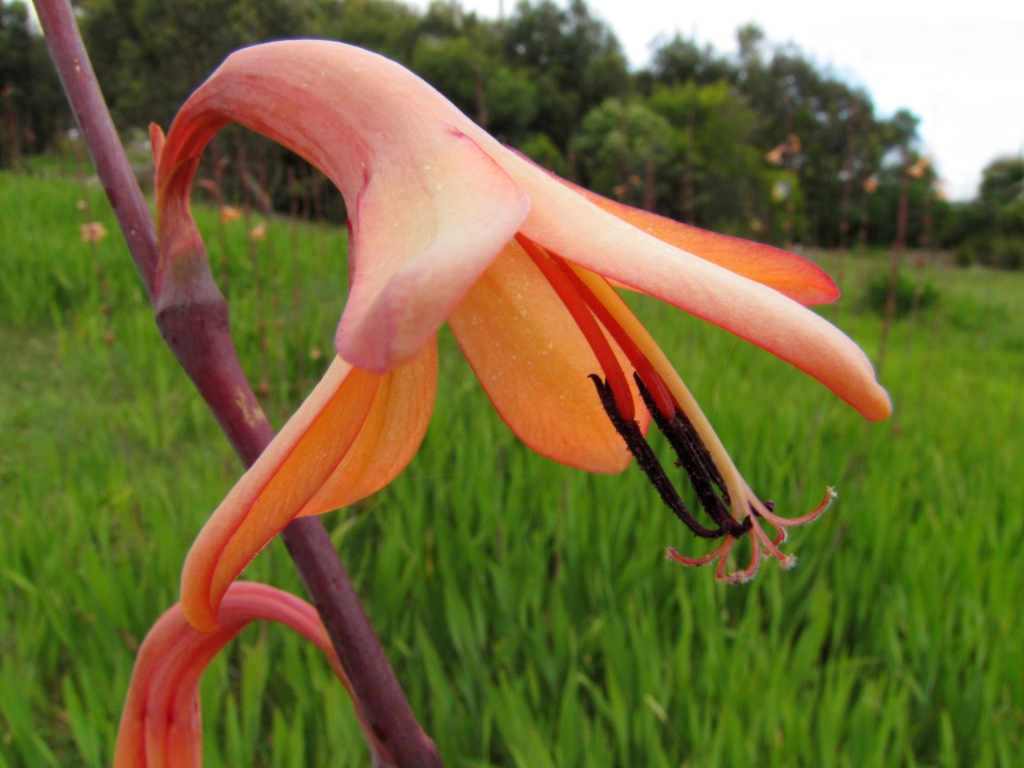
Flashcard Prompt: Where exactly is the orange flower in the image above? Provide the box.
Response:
[248,220,267,241]
[151,41,890,630]
[114,582,393,767]
[765,145,787,165]
[80,221,108,242]
[908,157,931,179]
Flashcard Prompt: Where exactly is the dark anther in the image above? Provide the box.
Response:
[626,376,749,536]
[632,375,750,539]
[589,375,748,540]
[633,374,736,529]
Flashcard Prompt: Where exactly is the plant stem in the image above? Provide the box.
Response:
[34,2,441,765]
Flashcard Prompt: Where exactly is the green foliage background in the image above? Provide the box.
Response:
[2,0,1023,762]
[3,171,1024,765]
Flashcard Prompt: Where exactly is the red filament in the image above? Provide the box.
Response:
[552,257,676,420]
[516,234,635,422]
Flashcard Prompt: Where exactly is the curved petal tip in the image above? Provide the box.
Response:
[114,582,394,768]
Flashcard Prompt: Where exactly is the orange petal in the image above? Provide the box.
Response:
[299,339,438,516]
[448,240,647,473]
[545,171,838,306]
[155,41,528,373]
[114,582,391,768]
[181,343,437,632]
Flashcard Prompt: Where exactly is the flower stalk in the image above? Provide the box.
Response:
[34,1,440,764]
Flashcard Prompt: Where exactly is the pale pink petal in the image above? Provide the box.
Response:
[155,41,529,373]
[508,148,839,307]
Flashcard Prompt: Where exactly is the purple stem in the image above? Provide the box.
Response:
[34,2,441,765]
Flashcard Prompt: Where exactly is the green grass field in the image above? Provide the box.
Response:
[2,169,1023,767]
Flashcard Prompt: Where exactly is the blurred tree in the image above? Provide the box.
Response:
[411,35,481,118]
[483,65,539,142]
[739,40,871,245]
[979,156,1024,207]
[648,81,762,234]
[517,132,566,176]
[944,156,1024,268]
[649,33,734,86]
[79,0,317,128]
[12,0,946,252]
[0,1,66,167]
[571,97,672,209]
[316,0,421,64]
[502,0,627,150]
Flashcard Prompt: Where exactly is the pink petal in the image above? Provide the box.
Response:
[536,164,839,306]
[155,41,529,373]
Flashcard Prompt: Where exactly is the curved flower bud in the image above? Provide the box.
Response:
[114,582,394,768]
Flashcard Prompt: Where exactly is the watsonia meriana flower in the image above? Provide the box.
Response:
[149,41,891,631]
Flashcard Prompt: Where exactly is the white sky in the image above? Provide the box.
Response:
[463,0,1024,200]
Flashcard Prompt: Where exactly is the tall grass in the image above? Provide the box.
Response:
[2,170,1022,766]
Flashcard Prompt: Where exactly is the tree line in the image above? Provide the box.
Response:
[2,0,1018,259]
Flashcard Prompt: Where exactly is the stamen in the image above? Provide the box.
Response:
[633,374,747,535]
[751,519,796,569]
[589,375,733,540]
[674,413,731,505]
[520,244,834,583]
[522,235,749,542]
[552,256,676,421]
[564,264,754,508]
[667,539,732,567]
[758,488,836,528]
[720,533,761,584]
[516,234,635,422]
